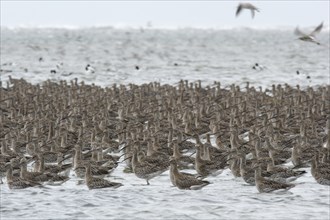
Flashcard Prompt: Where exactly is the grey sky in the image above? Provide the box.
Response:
[1,1,329,28]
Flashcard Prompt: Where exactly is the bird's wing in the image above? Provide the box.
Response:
[294,26,307,37]
[251,9,255,19]
[247,3,258,10]
[310,22,323,36]
[236,4,243,17]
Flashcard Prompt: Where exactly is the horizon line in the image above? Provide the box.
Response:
[1,23,330,31]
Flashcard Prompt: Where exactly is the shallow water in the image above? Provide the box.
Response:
[0,27,330,220]
[1,162,330,220]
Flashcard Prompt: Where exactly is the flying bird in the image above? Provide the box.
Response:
[236,3,260,19]
[294,22,323,45]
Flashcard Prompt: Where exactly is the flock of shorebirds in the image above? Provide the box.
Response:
[0,77,329,193]
[0,2,328,194]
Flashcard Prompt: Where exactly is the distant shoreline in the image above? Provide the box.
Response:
[1,24,330,32]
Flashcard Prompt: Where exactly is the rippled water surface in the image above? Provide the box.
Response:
[1,163,330,220]
[1,27,329,88]
[0,27,330,220]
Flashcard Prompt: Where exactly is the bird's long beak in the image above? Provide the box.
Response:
[120,156,132,163]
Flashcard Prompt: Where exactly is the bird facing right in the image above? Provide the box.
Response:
[236,2,260,19]
[294,22,323,45]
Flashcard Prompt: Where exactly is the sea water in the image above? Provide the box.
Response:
[0,27,329,220]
